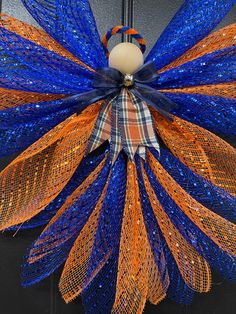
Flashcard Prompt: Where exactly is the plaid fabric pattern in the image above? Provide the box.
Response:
[110,96,122,162]
[86,98,112,154]
[118,88,160,160]
[86,88,160,161]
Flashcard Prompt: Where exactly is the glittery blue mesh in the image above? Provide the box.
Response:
[146,0,236,69]
[157,46,236,88]
[164,93,236,136]
[135,157,168,285]
[0,99,79,157]
[82,254,118,314]
[151,147,236,224]
[10,143,109,230]
[143,157,236,284]
[0,27,93,93]
[82,152,127,314]
[163,240,195,305]
[136,158,194,304]
[21,0,107,69]
[21,156,111,286]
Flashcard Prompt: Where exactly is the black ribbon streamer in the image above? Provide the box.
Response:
[63,61,178,120]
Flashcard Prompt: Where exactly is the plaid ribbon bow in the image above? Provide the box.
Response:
[86,88,160,162]
[64,61,178,161]
[64,61,178,120]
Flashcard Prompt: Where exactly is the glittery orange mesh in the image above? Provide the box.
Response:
[152,110,236,196]
[0,103,100,230]
[0,13,93,71]
[160,23,236,73]
[29,155,108,263]
[59,179,109,303]
[0,87,64,109]
[160,82,236,99]
[112,162,169,314]
[147,151,236,257]
[141,162,211,292]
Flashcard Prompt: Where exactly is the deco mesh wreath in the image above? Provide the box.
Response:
[0,0,236,313]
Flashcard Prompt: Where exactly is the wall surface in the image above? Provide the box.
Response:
[0,1,235,314]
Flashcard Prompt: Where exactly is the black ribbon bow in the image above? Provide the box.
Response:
[64,61,178,120]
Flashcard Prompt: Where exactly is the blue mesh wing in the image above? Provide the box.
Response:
[0,27,93,93]
[146,0,236,69]
[21,0,107,69]
[21,156,111,286]
[163,93,236,136]
[144,157,236,284]
[82,152,127,313]
[157,46,236,88]
[9,143,109,230]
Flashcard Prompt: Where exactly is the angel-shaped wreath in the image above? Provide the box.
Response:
[0,1,236,313]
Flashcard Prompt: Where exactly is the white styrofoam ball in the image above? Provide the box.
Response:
[108,42,144,74]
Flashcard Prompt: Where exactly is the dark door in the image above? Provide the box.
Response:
[0,1,235,313]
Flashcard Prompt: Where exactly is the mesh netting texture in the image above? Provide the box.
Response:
[0,1,236,314]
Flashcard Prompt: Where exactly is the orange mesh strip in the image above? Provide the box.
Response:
[0,87,65,109]
[152,110,236,196]
[0,103,101,230]
[160,82,236,99]
[141,162,211,292]
[59,179,110,303]
[112,162,148,314]
[0,14,93,71]
[159,24,236,73]
[28,155,108,263]
[148,151,236,257]
[112,162,167,314]
[160,23,236,73]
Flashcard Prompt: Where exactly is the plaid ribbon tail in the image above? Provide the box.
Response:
[118,89,160,160]
[110,96,123,163]
[86,99,112,155]
[136,146,147,160]
[86,89,160,162]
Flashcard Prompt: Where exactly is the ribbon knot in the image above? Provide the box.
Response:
[64,61,178,120]
[123,74,134,87]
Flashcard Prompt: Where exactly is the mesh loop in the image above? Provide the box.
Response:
[102,26,146,58]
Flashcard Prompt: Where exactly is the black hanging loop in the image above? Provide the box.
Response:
[122,0,134,42]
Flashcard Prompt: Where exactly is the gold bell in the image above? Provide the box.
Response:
[123,74,134,87]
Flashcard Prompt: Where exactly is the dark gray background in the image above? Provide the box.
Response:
[0,1,235,313]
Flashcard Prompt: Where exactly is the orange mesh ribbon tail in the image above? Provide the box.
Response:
[0,87,65,110]
[160,82,236,99]
[28,154,108,264]
[59,178,110,303]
